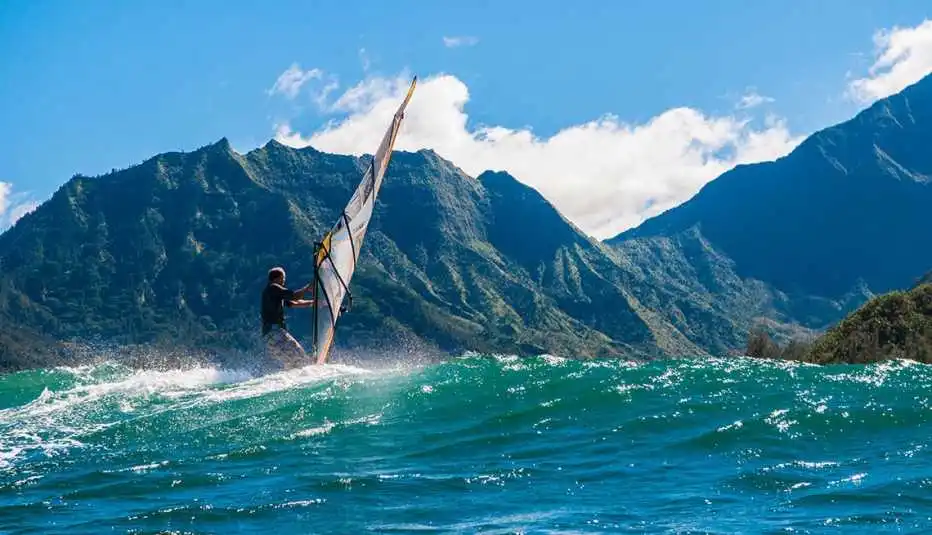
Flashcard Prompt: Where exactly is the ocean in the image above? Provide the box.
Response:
[1,354,930,533]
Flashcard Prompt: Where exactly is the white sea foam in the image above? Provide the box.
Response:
[0,358,378,472]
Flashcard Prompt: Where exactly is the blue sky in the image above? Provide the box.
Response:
[2,1,931,236]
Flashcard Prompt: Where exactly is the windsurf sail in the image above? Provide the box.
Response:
[310,76,417,365]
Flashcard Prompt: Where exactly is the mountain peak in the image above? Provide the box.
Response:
[478,170,531,193]
[264,138,324,157]
[478,170,579,230]
[477,169,592,253]
[189,137,234,156]
[263,138,289,151]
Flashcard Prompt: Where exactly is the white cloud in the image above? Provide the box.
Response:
[273,123,308,148]
[0,182,38,231]
[443,36,479,48]
[8,202,38,225]
[313,77,341,110]
[267,63,342,111]
[736,90,775,110]
[0,182,11,218]
[329,75,409,114]
[275,73,803,239]
[268,63,323,99]
[847,19,932,103]
[359,48,371,72]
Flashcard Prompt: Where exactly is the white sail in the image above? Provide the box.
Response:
[311,76,417,364]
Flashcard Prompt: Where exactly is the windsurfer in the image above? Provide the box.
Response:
[261,266,314,367]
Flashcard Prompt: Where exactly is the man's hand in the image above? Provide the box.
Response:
[294,282,313,298]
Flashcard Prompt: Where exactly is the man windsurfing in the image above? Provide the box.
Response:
[261,266,314,368]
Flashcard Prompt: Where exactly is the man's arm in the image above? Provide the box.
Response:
[276,281,314,300]
[286,298,316,309]
[293,282,314,299]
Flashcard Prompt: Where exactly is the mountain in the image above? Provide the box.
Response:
[803,280,932,364]
[0,139,706,368]
[608,73,932,338]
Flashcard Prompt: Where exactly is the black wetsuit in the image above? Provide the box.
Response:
[261,282,299,335]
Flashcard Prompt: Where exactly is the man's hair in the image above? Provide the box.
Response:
[268,267,285,282]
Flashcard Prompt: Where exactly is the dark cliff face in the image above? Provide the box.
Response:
[610,74,932,301]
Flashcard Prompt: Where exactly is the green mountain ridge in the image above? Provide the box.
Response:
[0,138,708,369]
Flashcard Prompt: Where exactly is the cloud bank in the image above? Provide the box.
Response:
[274,74,802,239]
[847,19,932,103]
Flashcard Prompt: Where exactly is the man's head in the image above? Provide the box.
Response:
[268,267,286,284]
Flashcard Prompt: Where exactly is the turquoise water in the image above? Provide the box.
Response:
[1,354,931,533]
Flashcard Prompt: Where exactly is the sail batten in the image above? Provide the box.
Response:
[310,76,417,365]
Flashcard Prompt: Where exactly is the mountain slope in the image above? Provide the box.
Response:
[0,140,702,365]
[608,73,932,334]
[803,282,932,364]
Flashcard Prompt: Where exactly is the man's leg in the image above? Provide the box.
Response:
[280,329,307,368]
[266,327,307,369]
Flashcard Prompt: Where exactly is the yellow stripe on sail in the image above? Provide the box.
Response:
[315,232,332,266]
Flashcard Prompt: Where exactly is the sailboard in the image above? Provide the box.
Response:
[310,76,417,365]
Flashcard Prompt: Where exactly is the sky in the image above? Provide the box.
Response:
[1,1,932,238]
